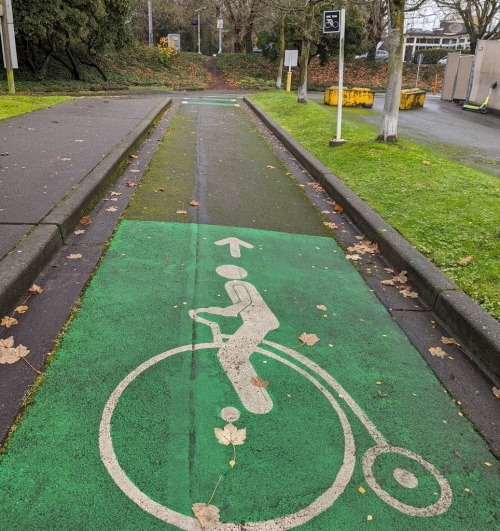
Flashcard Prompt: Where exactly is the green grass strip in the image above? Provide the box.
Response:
[0,95,73,120]
[249,91,500,319]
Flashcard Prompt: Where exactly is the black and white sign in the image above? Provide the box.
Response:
[323,10,340,34]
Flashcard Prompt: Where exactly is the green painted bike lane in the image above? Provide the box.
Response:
[0,98,498,530]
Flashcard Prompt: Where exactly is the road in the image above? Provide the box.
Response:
[0,94,499,530]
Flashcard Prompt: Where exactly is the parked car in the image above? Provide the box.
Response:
[355,50,389,62]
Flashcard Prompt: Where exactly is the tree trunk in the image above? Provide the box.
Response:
[297,6,314,103]
[276,13,285,89]
[377,0,405,142]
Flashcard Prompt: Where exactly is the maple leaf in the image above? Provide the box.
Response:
[441,336,460,346]
[381,279,395,286]
[334,204,344,213]
[429,347,446,358]
[0,337,30,365]
[324,222,338,229]
[79,216,91,225]
[28,284,43,294]
[348,241,379,255]
[14,306,29,314]
[251,376,269,388]
[1,316,18,328]
[393,271,408,283]
[214,423,247,446]
[401,289,418,299]
[493,387,500,399]
[105,206,118,212]
[192,503,220,529]
[299,332,320,346]
[67,253,82,260]
[457,256,473,266]
[189,200,200,207]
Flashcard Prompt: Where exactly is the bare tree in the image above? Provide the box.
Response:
[434,0,500,54]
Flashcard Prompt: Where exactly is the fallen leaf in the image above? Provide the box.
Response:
[214,423,247,446]
[367,515,373,521]
[126,182,137,187]
[251,376,269,388]
[79,215,91,225]
[110,191,122,196]
[266,165,275,169]
[58,157,72,161]
[393,271,408,283]
[189,200,200,207]
[14,306,29,314]
[346,254,361,261]
[176,210,188,215]
[324,222,338,229]
[347,240,379,255]
[457,256,473,266]
[192,503,220,529]
[401,289,418,299]
[129,169,141,173]
[441,336,460,346]
[358,486,366,494]
[334,204,344,213]
[299,332,320,346]
[484,462,492,467]
[105,206,118,212]
[422,160,431,165]
[0,337,30,365]
[429,347,446,358]
[377,390,388,398]
[28,284,43,294]
[0,152,9,156]
[67,253,82,260]
[316,304,327,311]
[381,279,395,286]
[464,488,473,495]
[130,154,138,159]
[1,316,18,328]
[493,387,500,399]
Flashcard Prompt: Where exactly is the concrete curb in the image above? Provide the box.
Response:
[0,97,172,317]
[244,97,500,382]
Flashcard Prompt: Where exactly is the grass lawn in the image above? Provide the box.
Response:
[0,95,73,120]
[249,91,500,319]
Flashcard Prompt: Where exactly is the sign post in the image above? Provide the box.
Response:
[217,18,223,54]
[0,0,17,94]
[323,9,346,146]
[284,50,298,92]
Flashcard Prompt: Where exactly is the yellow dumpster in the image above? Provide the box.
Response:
[324,86,374,108]
[399,89,426,110]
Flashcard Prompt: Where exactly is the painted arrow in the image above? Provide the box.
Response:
[215,237,254,258]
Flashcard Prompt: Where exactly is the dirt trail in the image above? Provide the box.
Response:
[203,56,234,90]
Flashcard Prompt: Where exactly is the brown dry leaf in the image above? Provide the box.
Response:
[28,284,44,294]
[251,376,269,388]
[317,304,327,311]
[441,336,460,346]
[401,289,418,299]
[192,503,220,529]
[110,191,122,197]
[176,210,188,215]
[126,182,137,187]
[299,332,320,346]
[324,222,338,230]
[14,306,29,314]
[348,240,379,255]
[381,279,395,286]
[79,215,91,225]
[74,230,85,235]
[1,316,18,328]
[130,154,138,159]
[307,182,324,192]
[457,256,473,266]
[0,337,30,365]
[67,253,82,260]
[492,387,500,399]
[105,206,118,212]
[429,347,446,359]
[346,254,361,261]
[0,152,9,156]
[334,204,344,213]
[214,423,247,446]
[393,271,408,284]
[189,200,200,207]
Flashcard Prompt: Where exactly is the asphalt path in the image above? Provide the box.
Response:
[0,95,499,529]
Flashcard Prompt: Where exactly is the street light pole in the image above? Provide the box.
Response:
[148,0,153,47]
[195,7,206,54]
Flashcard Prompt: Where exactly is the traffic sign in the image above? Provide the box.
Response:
[323,10,340,33]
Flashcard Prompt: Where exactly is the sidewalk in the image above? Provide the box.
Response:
[0,94,171,317]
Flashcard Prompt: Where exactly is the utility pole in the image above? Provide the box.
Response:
[195,7,206,54]
[148,0,153,47]
[0,0,16,94]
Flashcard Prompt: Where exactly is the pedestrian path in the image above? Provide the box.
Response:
[0,95,498,530]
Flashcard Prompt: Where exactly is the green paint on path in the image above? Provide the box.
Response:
[0,222,498,530]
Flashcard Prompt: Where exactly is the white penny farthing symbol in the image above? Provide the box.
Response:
[100,237,452,529]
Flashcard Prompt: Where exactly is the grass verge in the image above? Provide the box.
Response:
[0,95,73,120]
[249,91,499,319]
